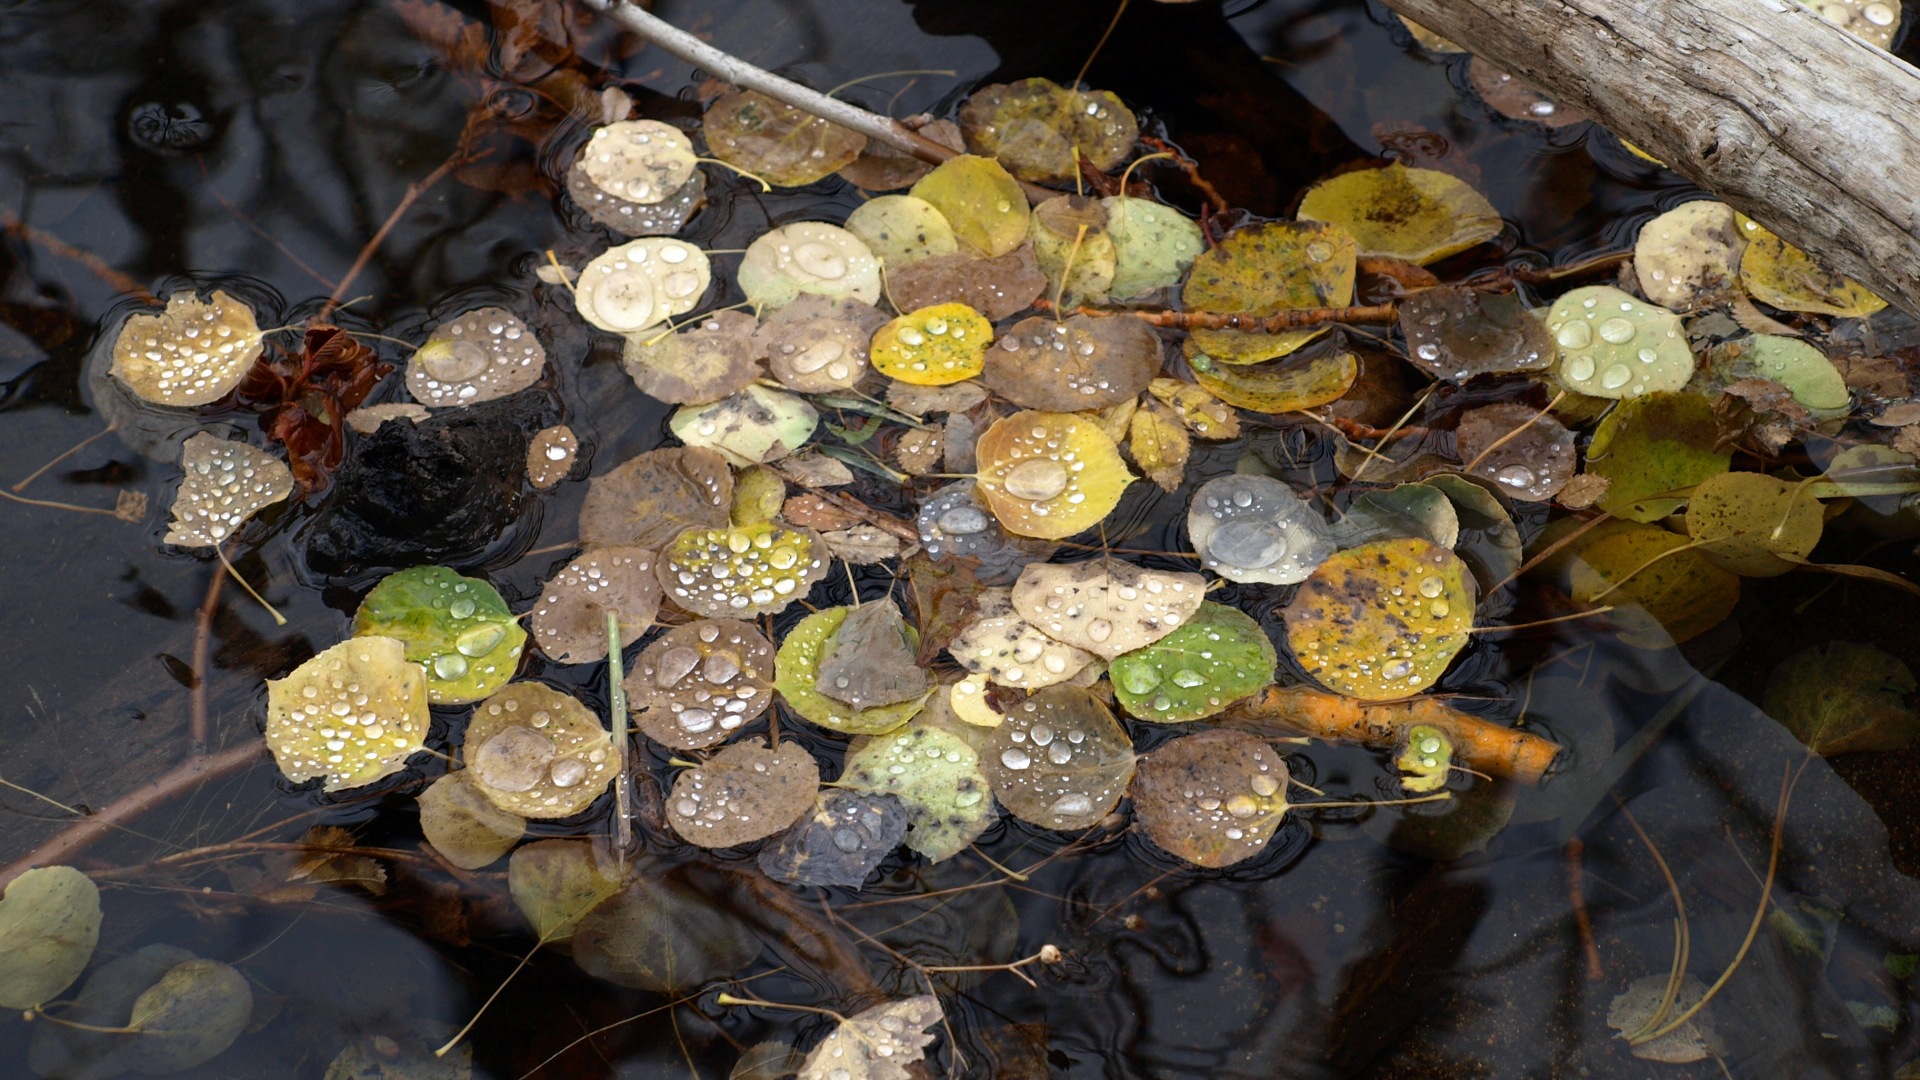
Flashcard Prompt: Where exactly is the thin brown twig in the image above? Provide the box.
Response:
[1564,838,1605,980]
[189,553,229,753]
[1034,298,1399,331]
[321,149,479,317]
[0,209,154,302]
[13,424,118,492]
[1138,136,1233,216]
[195,157,338,292]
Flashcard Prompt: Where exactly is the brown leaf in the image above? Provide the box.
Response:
[782,493,864,533]
[906,552,986,665]
[393,0,490,77]
[1128,399,1190,493]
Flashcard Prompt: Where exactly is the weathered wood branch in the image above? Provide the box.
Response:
[1378,0,1920,316]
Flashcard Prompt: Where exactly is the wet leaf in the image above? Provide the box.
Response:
[352,567,525,705]
[1130,729,1291,867]
[568,148,707,237]
[1399,15,1465,51]
[731,465,787,526]
[948,587,1096,690]
[1585,391,1731,522]
[958,77,1137,183]
[1030,194,1117,306]
[809,599,930,711]
[842,724,992,861]
[120,958,252,1074]
[843,194,958,269]
[838,118,964,191]
[1684,471,1823,576]
[1186,347,1359,412]
[1395,725,1452,793]
[739,222,882,311]
[578,119,696,205]
[1453,402,1575,502]
[1181,221,1356,363]
[1468,59,1589,126]
[1738,216,1887,318]
[1634,200,1745,310]
[265,637,430,790]
[323,1027,473,1080]
[1606,974,1724,1064]
[1110,601,1277,722]
[1423,473,1525,593]
[777,606,929,735]
[572,863,762,992]
[1128,399,1190,493]
[731,1041,804,1080]
[973,410,1135,539]
[979,686,1133,829]
[671,384,819,468]
[985,313,1161,411]
[1332,481,1460,550]
[110,290,263,407]
[628,619,777,750]
[1397,286,1553,381]
[757,790,909,888]
[1764,641,1918,755]
[1531,518,1739,647]
[1283,538,1476,701]
[916,482,1059,585]
[0,866,100,1009]
[508,839,623,943]
[163,432,294,547]
[888,245,1048,320]
[1187,474,1335,584]
[657,522,828,619]
[530,547,660,664]
[1297,163,1501,265]
[703,88,866,187]
[579,446,732,551]
[418,770,524,870]
[1716,333,1851,413]
[869,303,992,386]
[575,237,711,334]
[464,682,614,819]
[1812,0,1903,47]
[907,154,1030,258]
[1148,378,1239,439]
[622,309,760,405]
[666,739,819,848]
[755,296,882,393]
[526,424,578,489]
[26,944,194,1080]
[1010,557,1206,660]
[796,995,942,1080]
[408,307,547,407]
[1105,196,1205,299]
[1546,286,1693,399]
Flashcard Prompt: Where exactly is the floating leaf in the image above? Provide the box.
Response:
[568,147,706,236]
[755,300,877,393]
[1585,391,1730,522]
[1395,725,1452,793]
[408,307,547,407]
[738,222,882,311]
[1147,378,1239,439]
[671,384,819,467]
[579,446,733,551]
[118,958,252,1074]
[984,313,1162,411]
[1764,641,1918,755]
[815,599,930,710]
[1633,200,1745,310]
[916,482,1058,585]
[1130,729,1291,868]
[1606,974,1724,1064]
[26,944,193,1080]
[1331,481,1460,550]
[843,195,957,269]
[657,522,827,618]
[1453,402,1575,502]
[346,402,429,435]
[578,119,697,205]
[163,432,294,547]
[1468,59,1589,126]
[352,567,525,704]
[1010,557,1206,660]
[907,155,1029,258]
[464,682,614,819]
[1717,333,1851,413]
[757,790,909,888]
[110,290,263,406]
[1397,287,1553,381]
[702,88,866,187]
[958,77,1137,183]
[948,587,1096,690]
[888,245,1048,320]
[973,410,1135,540]
[572,863,762,992]
[0,866,100,1009]
[622,309,760,405]
[1110,601,1276,722]
[731,465,786,526]
[1546,286,1693,398]
[1297,163,1501,265]
[526,424,578,489]
[1738,216,1887,318]
[627,619,776,750]
[418,770,524,870]
[1187,474,1334,584]
[796,996,942,1080]
[1283,538,1476,701]
[1186,347,1358,412]
[842,724,993,861]
[1128,399,1190,493]
[530,547,660,665]
[1182,221,1356,363]
[575,237,711,334]
[1105,196,1205,299]
[869,303,992,385]
[1399,15,1465,51]
[508,839,623,943]
[979,686,1134,829]
[1531,518,1739,647]
[1684,471,1823,576]
[666,739,819,848]
[1030,194,1117,305]
[265,636,430,789]
[838,118,964,191]
[776,606,928,735]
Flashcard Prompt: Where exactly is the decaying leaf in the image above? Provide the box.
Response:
[1010,557,1205,660]
[116,958,253,1073]
[985,313,1162,411]
[0,866,100,1009]
[578,119,697,205]
[777,606,930,735]
[418,770,525,870]
[579,445,733,552]
[757,790,909,888]
[755,296,879,393]
[627,618,777,750]
[1182,221,1357,364]
[526,424,578,488]
[623,309,761,405]
[1684,471,1823,576]
[973,410,1135,540]
[265,636,430,790]
[666,739,819,848]
[1127,399,1190,493]
[796,995,942,1080]
[163,432,295,547]
[1634,200,1746,310]
[508,839,623,943]
[888,245,1048,320]
[957,77,1137,183]
[1130,729,1292,867]
[26,945,192,1079]
[463,682,614,819]
[948,587,1096,690]
[842,724,993,861]
[409,307,547,407]
[670,384,819,466]
[738,222,882,311]
[1468,59,1590,126]
[1187,347,1359,412]
[568,147,707,236]
[1297,163,1501,265]
[1764,641,1918,755]
[1531,518,1739,647]
[814,599,930,710]
[1605,974,1724,1064]
[916,482,1059,585]
[1453,402,1576,502]
[1109,601,1276,722]
[1397,287,1553,381]
[110,289,263,407]
[1187,474,1335,584]
[704,88,866,187]
[352,566,526,705]
[1283,538,1476,700]
[1146,378,1239,439]
[1395,725,1453,793]
[843,194,958,269]
[531,546,660,664]
[1106,196,1206,299]
[981,685,1135,830]
[657,521,828,618]
[1030,194,1118,306]
[571,862,762,992]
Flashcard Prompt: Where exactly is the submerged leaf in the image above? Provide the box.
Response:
[814,599,930,710]
[569,146,707,237]
[121,958,252,1073]
[657,522,828,618]
[0,866,100,1009]
[1531,518,1739,647]
[703,88,866,187]
[1546,286,1693,399]
[1585,392,1730,522]
[842,724,993,861]
[508,839,623,944]
[1131,729,1291,867]
[1148,378,1240,439]
[627,618,777,750]
[916,482,1059,585]
[958,77,1137,182]
[1187,474,1334,584]
[1109,601,1276,722]
[575,237,711,335]
[973,410,1134,540]
[572,863,762,992]
[531,547,660,664]
[464,682,615,819]
[1764,642,1918,755]
[670,384,819,467]
[409,307,547,407]
[1397,287,1553,381]
[908,155,1029,258]
[1606,974,1724,1064]
[667,739,819,848]
[757,790,909,888]
[265,636,430,790]
[1010,557,1206,660]
[1297,163,1501,265]
[980,686,1134,830]
[1453,402,1575,502]
[1283,538,1476,701]
[25,945,193,1080]
[1182,221,1357,363]
[418,770,525,870]
[110,290,263,407]
[738,222,882,311]
[352,567,525,705]
[163,432,294,547]
[985,313,1162,411]
[578,445,733,552]
[622,309,760,405]
[1684,471,1823,576]
[1738,216,1887,318]
[777,606,929,735]
[797,996,942,1080]
[869,303,993,386]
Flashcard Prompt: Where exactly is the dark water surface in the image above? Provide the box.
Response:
[5,0,1920,1076]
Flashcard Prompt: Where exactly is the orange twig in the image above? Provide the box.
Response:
[1034,299,1398,331]
[1139,136,1232,216]
[0,210,154,302]
[1565,838,1604,979]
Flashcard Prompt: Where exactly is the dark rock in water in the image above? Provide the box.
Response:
[304,391,558,578]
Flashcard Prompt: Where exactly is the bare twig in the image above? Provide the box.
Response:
[0,210,154,302]
[321,150,476,317]
[1033,298,1399,331]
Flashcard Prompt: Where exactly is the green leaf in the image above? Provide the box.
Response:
[1764,641,1919,755]
[776,606,930,735]
[122,959,253,1074]
[508,840,624,944]
[1585,392,1731,522]
[0,865,100,1009]
[352,567,525,705]
[1110,602,1276,722]
[26,944,195,1080]
[1105,196,1204,299]
[842,723,993,862]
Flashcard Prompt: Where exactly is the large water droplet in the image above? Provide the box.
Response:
[1000,747,1032,770]
[1003,459,1069,501]
[433,653,469,681]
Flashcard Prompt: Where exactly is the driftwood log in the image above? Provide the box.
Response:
[1378,0,1920,316]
